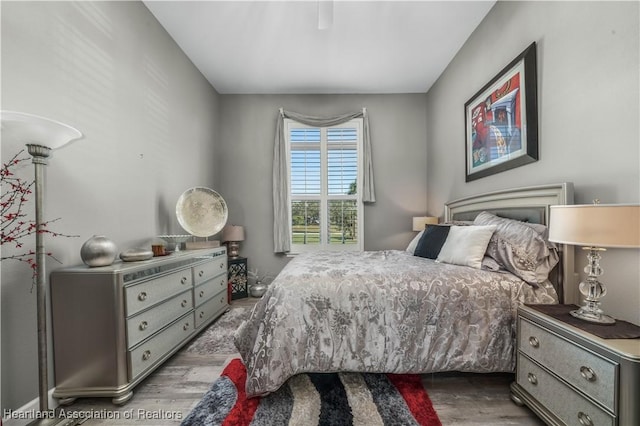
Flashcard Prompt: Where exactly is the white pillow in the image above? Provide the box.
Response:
[406,230,424,254]
[436,225,497,269]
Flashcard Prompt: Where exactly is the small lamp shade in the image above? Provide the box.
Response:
[412,216,439,231]
[549,204,640,248]
[549,203,639,324]
[222,225,245,242]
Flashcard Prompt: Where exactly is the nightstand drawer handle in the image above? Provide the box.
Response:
[181,299,188,308]
[138,292,147,301]
[199,311,205,319]
[181,276,188,285]
[580,366,597,382]
[183,322,190,331]
[199,290,205,298]
[577,411,594,426]
[142,350,151,361]
[139,321,148,331]
[198,270,204,277]
[527,373,538,386]
[528,336,540,348]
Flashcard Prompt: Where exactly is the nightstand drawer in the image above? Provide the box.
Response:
[520,318,617,410]
[518,354,614,426]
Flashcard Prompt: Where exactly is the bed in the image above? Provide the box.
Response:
[235,183,574,397]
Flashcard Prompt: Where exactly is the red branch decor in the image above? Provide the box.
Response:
[1,150,77,283]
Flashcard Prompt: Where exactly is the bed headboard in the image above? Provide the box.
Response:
[444,183,574,303]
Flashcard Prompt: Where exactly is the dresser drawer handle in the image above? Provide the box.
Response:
[181,299,189,308]
[220,262,224,269]
[528,336,540,348]
[139,321,148,331]
[138,292,147,301]
[220,297,224,304]
[579,366,597,382]
[199,311,204,319]
[183,322,190,331]
[142,350,151,361]
[198,270,204,277]
[199,290,205,298]
[577,411,594,426]
[180,276,188,285]
[527,373,538,386]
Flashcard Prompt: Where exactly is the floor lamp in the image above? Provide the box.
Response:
[1,111,82,419]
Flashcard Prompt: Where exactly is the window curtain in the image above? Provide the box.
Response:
[273,108,376,253]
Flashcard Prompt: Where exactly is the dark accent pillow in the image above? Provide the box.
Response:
[414,225,451,259]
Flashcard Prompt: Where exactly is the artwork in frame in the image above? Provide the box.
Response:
[464,42,538,182]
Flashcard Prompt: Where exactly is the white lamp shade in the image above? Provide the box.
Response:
[549,204,640,248]
[412,216,439,231]
[1,110,83,149]
[222,225,245,242]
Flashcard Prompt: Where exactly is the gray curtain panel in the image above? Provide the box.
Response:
[273,108,376,253]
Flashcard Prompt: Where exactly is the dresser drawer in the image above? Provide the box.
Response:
[193,258,227,286]
[129,312,194,380]
[126,290,193,348]
[195,293,228,328]
[194,275,227,307]
[518,354,614,426]
[519,318,617,411]
[125,269,192,316]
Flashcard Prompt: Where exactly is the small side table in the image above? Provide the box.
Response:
[228,256,248,300]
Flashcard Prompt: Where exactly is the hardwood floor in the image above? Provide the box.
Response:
[65,297,543,425]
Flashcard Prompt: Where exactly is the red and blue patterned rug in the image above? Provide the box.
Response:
[182,358,441,426]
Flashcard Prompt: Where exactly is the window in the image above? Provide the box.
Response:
[286,118,363,253]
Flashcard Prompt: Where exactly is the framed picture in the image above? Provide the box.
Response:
[464,42,538,182]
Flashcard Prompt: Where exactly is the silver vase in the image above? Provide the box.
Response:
[80,235,118,267]
[249,281,268,298]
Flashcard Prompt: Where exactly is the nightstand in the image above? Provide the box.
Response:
[511,304,640,426]
[228,256,248,299]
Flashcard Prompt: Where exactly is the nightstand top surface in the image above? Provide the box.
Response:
[519,304,640,361]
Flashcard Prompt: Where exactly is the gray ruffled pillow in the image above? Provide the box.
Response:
[473,211,559,286]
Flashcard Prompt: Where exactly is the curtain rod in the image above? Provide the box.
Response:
[279,107,366,117]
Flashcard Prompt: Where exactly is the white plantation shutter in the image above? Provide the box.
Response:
[286,119,363,253]
[273,108,374,253]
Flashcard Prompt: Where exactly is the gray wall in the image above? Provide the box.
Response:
[425,1,640,323]
[1,2,221,412]
[217,94,428,279]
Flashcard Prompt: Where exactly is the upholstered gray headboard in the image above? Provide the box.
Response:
[444,183,574,303]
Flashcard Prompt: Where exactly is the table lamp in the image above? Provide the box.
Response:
[1,111,82,415]
[222,224,245,258]
[412,216,439,231]
[549,203,640,324]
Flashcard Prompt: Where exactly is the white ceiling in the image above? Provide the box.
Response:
[143,1,496,94]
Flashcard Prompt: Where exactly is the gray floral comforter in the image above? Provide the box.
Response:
[234,250,557,397]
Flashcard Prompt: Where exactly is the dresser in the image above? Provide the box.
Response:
[50,247,228,405]
[511,304,640,426]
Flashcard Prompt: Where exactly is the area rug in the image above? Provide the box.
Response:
[183,307,251,354]
[182,358,442,426]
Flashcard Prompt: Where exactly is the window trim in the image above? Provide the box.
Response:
[285,118,364,253]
